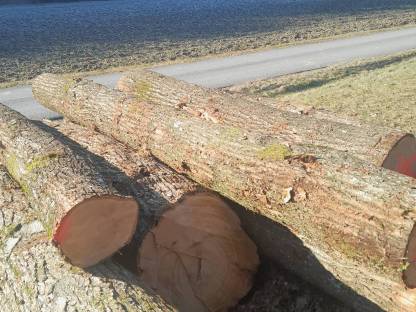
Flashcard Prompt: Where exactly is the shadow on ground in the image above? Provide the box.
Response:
[227,197,382,312]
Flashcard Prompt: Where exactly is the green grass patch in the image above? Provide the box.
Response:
[258,144,292,161]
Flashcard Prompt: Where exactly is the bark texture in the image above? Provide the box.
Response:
[33,73,416,312]
[117,70,416,177]
[0,165,174,312]
[0,104,139,268]
[43,119,258,312]
[49,119,350,312]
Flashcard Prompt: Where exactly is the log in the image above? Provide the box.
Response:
[0,104,139,268]
[49,119,352,312]
[50,119,353,312]
[50,119,362,312]
[138,192,259,312]
[33,73,416,312]
[42,119,259,312]
[0,165,174,311]
[117,70,416,178]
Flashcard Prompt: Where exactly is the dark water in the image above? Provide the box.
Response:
[1,0,414,56]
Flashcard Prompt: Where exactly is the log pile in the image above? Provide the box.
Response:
[0,103,259,311]
[49,118,350,311]
[45,118,259,312]
[0,164,174,311]
[32,72,416,312]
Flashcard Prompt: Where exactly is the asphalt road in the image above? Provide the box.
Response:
[1,27,415,120]
[0,72,123,120]
[154,27,416,87]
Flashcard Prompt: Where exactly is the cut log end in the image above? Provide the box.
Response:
[383,134,416,179]
[404,225,416,288]
[138,192,259,312]
[54,196,139,268]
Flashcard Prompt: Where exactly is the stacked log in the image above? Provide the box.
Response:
[0,103,139,268]
[138,192,259,312]
[40,119,259,312]
[0,164,174,311]
[117,70,416,178]
[33,73,416,312]
[51,119,353,312]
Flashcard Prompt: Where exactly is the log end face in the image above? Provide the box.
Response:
[404,225,416,289]
[32,73,77,111]
[393,287,416,312]
[138,192,259,312]
[383,134,416,179]
[54,196,139,268]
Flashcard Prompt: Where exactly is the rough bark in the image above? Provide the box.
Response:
[0,104,139,268]
[0,165,174,312]
[42,119,258,312]
[33,73,416,312]
[117,70,416,178]
[49,119,351,312]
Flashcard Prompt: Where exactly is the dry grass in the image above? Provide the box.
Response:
[231,50,416,133]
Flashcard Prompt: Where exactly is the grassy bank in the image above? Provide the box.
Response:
[229,49,416,133]
[1,0,415,86]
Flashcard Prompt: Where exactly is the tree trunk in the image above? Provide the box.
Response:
[42,119,259,312]
[0,104,139,268]
[0,165,174,312]
[116,70,416,178]
[33,73,416,312]
[50,119,350,312]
